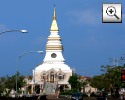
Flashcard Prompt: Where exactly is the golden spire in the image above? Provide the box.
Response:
[53,5,56,20]
[50,6,59,31]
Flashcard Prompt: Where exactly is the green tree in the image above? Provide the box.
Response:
[101,65,125,88]
[68,74,81,92]
[0,77,6,96]
[0,72,26,96]
[89,65,125,93]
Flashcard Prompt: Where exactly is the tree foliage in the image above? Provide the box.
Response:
[0,72,26,96]
[88,65,125,92]
[68,74,87,92]
[0,77,6,96]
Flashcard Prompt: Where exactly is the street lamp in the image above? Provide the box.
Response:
[0,29,28,34]
[16,50,43,94]
[0,29,28,96]
[18,51,43,60]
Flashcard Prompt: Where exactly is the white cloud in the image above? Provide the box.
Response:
[69,9,101,26]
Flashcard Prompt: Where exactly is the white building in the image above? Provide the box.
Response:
[28,6,72,94]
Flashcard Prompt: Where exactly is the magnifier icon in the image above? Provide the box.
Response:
[106,6,119,19]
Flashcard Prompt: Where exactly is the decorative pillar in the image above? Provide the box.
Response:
[64,85,65,92]
[54,74,55,82]
[31,84,34,93]
[48,74,50,82]
[41,84,44,93]
[39,84,42,94]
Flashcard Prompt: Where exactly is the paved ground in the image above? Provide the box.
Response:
[48,97,122,100]
[48,97,97,100]
[0,96,122,100]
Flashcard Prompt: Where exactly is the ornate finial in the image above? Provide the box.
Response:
[50,5,59,31]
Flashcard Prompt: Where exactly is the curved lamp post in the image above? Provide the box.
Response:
[18,51,43,60]
[16,50,43,94]
[0,29,28,34]
[0,29,28,96]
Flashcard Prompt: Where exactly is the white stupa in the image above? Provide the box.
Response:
[30,6,72,94]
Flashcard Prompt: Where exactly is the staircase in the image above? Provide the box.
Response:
[43,82,57,95]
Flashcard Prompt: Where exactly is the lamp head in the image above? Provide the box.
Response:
[20,30,28,33]
[37,51,44,54]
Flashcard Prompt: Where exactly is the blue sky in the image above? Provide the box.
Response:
[0,0,125,77]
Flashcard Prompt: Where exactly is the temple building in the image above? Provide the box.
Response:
[28,6,72,94]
